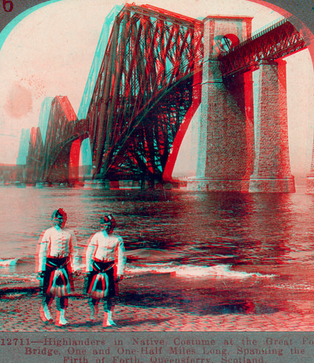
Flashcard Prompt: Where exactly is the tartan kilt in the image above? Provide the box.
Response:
[84,260,116,299]
[41,257,74,297]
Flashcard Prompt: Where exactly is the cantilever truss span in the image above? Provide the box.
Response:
[26,96,88,184]
[87,4,204,180]
[25,5,308,185]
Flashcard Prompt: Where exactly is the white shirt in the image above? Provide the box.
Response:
[38,226,78,272]
[85,231,125,275]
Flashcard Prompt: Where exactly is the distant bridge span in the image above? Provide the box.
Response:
[26,96,88,184]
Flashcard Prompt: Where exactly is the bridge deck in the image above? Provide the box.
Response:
[219,18,306,77]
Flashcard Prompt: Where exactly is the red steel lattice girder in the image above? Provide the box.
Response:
[219,18,306,78]
[87,3,204,180]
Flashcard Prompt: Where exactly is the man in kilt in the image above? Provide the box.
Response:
[36,208,78,326]
[84,214,125,327]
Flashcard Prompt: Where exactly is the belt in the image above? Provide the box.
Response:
[47,254,68,259]
[94,257,113,263]
[47,258,69,269]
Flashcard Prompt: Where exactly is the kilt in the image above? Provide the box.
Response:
[42,257,73,297]
[84,260,116,299]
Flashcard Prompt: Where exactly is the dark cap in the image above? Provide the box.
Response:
[51,208,67,220]
[100,214,116,228]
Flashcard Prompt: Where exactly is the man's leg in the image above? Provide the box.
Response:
[89,297,100,321]
[56,296,68,326]
[40,294,54,322]
[103,268,117,327]
[103,298,116,327]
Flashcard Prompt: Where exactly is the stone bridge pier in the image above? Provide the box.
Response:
[187,16,295,193]
[249,59,295,192]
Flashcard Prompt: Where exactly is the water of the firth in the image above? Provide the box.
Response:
[0,186,314,285]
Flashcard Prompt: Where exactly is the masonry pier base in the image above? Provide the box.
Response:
[249,176,295,193]
[186,177,295,193]
[305,176,314,194]
[186,178,250,192]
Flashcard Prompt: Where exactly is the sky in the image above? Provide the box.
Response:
[0,0,313,180]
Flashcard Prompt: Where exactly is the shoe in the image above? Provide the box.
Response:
[40,305,53,323]
[103,311,116,327]
[56,309,68,326]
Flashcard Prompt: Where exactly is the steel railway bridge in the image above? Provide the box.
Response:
[24,4,306,188]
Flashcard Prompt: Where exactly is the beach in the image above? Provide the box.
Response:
[1,263,314,332]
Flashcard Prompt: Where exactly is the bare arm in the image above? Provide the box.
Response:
[37,230,48,273]
[116,236,126,278]
[69,231,79,271]
[85,234,97,272]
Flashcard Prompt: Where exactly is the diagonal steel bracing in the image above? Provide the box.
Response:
[87,3,204,180]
